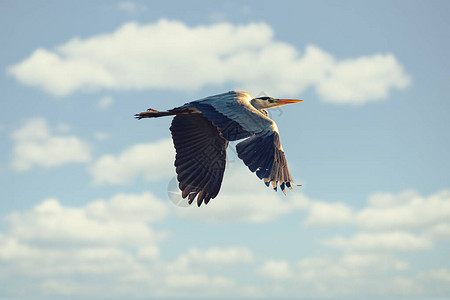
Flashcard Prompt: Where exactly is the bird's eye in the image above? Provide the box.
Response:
[268,99,275,103]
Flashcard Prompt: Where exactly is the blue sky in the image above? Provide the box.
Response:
[1,0,450,298]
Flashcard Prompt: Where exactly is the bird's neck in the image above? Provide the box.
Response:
[250,99,268,116]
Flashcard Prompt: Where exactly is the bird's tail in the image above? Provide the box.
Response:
[135,108,191,119]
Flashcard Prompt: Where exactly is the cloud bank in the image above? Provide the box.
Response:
[1,189,449,298]
[11,118,91,171]
[90,138,174,184]
[0,193,257,298]
[8,19,410,104]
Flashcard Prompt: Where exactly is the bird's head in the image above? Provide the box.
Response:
[251,96,303,110]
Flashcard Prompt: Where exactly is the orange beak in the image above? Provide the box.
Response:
[278,99,304,104]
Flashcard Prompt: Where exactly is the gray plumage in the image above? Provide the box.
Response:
[135,91,303,206]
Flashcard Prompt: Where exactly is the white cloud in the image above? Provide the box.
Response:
[174,168,448,235]
[322,231,432,252]
[93,131,110,141]
[6,193,169,248]
[356,190,450,231]
[11,118,91,171]
[415,269,450,296]
[56,122,70,133]
[85,192,170,223]
[0,189,448,298]
[0,235,38,261]
[97,95,113,109]
[208,11,228,23]
[316,53,410,104]
[90,138,174,184]
[297,253,408,278]
[257,259,293,280]
[174,164,310,223]
[0,192,173,297]
[419,268,450,282]
[165,273,235,289]
[303,201,354,227]
[425,222,450,240]
[137,246,160,261]
[117,1,146,14]
[253,253,416,298]
[0,198,256,298]
[292,254,412,297]
[8,20,410,104]
[300,189,450,253]
[168,246,254,274]
[186,246,254,265]
[163,246,256,297]
[90,139,309,223]
[302,189,450,233]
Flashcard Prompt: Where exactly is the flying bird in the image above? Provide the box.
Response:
[135,91,303,206]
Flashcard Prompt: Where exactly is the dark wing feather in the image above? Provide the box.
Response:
[191,102,252,141]
[236,131,294,194]
[179,91,295,194]
[170,114,228,206]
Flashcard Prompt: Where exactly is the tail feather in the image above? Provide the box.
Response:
[135,109,174,119]
[135,107,194,119]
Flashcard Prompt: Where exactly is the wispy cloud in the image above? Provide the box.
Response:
[291,254,413,297]
[6,194,169,248]
[0,192,170,297]
[302,189,450,253]
[93,131,110,141]
[97,95,114,110]
[357,190,450,231]
[8,19,410,104]
[11,118,91,171]
[303,201,354,226]
[257,259,294,280]
[0,194,255,298]
[117,1,146,14]
[90,138,174,184]
[174,164,310,223]
[1,188,449,298]
[302,189,450,232]
[322,231,432,252]
[167,246,254,274]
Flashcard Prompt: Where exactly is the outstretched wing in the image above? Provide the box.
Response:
[235,129,294,194]
[169,113,228,206]
[190,91,295,194]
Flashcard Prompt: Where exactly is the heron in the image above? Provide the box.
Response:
[135,91,303,206]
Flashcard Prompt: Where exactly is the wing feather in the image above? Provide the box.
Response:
[170,114,228,206]
[190,91,272,138]
[179,91,295,194]
[236,131,294,192]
